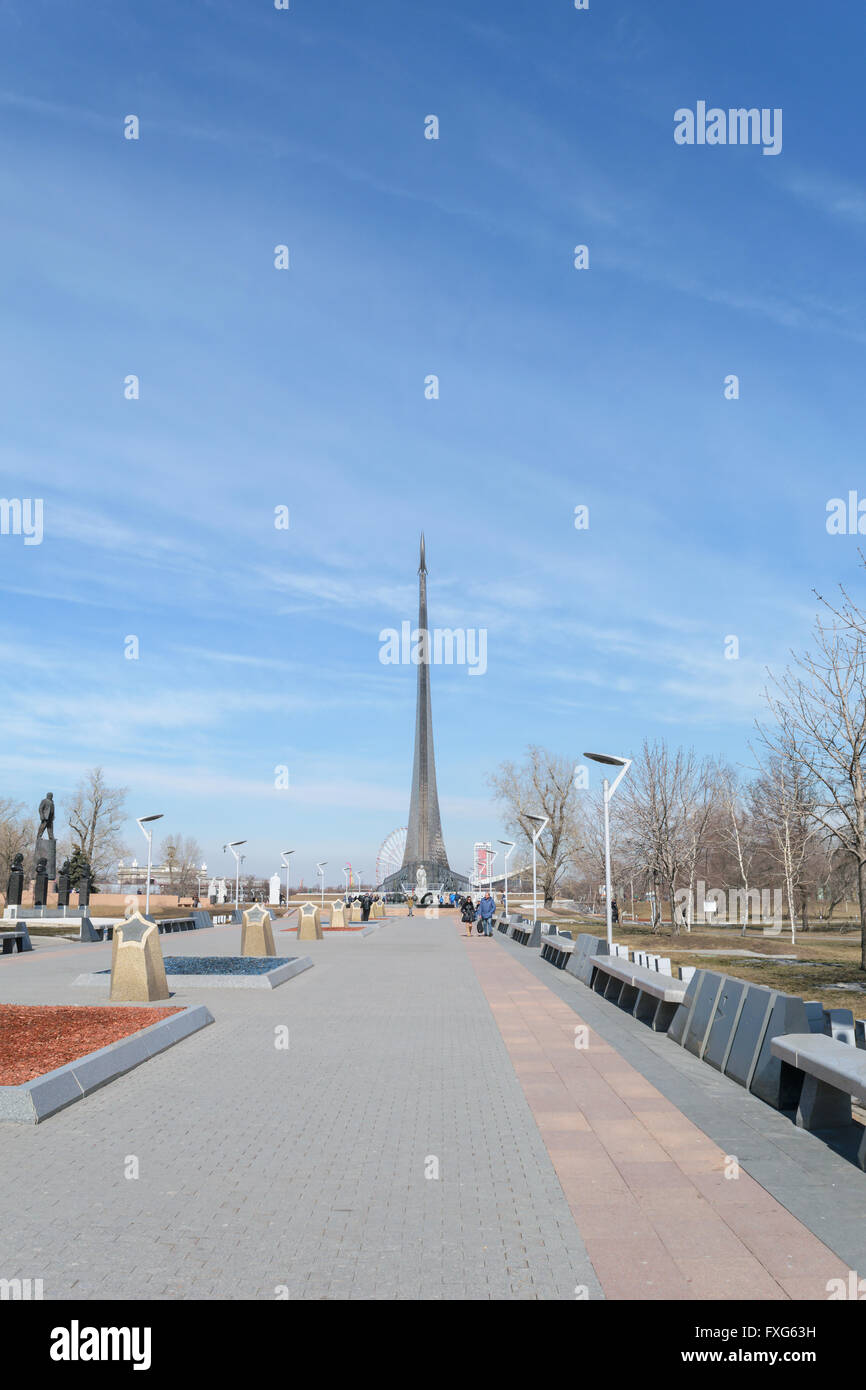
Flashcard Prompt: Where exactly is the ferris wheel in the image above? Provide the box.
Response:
[376,827,407,886]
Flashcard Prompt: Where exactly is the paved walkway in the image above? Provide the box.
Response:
[0,914,858,1299]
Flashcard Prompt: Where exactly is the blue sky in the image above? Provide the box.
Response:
[1,0,864,886]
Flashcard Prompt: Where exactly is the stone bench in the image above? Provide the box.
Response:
[0,926,32,954]
[590,956,688,1032]
[540,936,575,969]
[771,1033,866,1168]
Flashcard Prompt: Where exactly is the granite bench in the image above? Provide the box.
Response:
[771,1033,866,1168]
[0,927,32,955]
[591,956,689,1031]
[540,936,576,969]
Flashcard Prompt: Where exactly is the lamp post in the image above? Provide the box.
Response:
[583,752,632,948]
[136,814,164,916]
[485,846,497,896]
[526,814,548,925]
[317,861,328,908]
[223,840,247,911]
[498,840,515,916]
[281,850,294,909]
[343,864,351,898]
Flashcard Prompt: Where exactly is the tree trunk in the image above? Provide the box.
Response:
[859,857,866,971]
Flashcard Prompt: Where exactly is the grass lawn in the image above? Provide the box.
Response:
[548,915,866,1015]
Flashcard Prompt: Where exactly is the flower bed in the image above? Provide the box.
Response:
[0,1004,182,1085]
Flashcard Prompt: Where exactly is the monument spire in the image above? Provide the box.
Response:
[402,533,448,874]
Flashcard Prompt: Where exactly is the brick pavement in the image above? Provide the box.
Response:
[0,913,857,1300]
[0,915,600,1300]
[461,928,849,1300]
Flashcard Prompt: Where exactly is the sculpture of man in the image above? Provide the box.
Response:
[415,865,428,900]
[37,793,55,840]
[6,852,25,907]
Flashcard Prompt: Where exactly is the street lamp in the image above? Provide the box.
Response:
[526,814,548,925]
[343,864,351,897]
[280,850,295,910]
[485,846,497,896]
[136,814,164,916]
[317,861,328,908]
[583,752,632,948]
[223,840,247,910]
[498,840,515,916]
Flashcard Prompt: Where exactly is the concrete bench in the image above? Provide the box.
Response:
[0,926,33,954]
[509,922,533,946]
[771,1033,866,1168]
[591,956,688,1032]
[540,936,576,969]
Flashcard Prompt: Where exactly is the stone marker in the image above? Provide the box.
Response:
[110,912,169,1002]
[349,902,362,924]
[330,901,350,929]
[297,901,323,941]
[241,904,276,957]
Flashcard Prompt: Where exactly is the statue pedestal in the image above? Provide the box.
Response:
[33,838,56,881]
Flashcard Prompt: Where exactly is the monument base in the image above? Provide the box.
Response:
[381,860,468,903]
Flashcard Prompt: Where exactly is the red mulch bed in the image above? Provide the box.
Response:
[0,1005,183,1086]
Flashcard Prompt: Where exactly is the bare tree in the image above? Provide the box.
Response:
[159,834,204,900]
[0,798,33,899]
[760,588,866,966]
[717,765,756,935]
[489,746,582,907]
[750,748,816,943]
[63,769,129,883]
[620,740,717,935]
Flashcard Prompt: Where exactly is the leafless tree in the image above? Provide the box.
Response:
[489,746,582,907]
[750,748,816,942]
[760,587,866,965]
[63,768,129,883]
[159,834,205,900]
[716,765,756,935]
[0,798,33,900]
[620,739,717,934]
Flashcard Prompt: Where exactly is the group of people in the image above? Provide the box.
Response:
[345,893,383,923]
[458,890,497,937]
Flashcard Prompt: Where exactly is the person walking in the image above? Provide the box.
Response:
[478,890,496,937]
[461,895,475,935]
